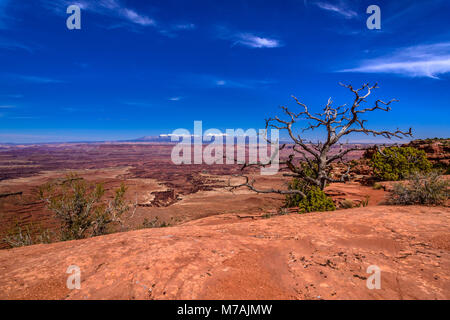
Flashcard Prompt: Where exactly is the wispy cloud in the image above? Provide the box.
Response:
[0,37,33,53]
[180,73,275,89]
[339,42,450,79]
[216,26,282,48]
[41,0,155,27]
[1,94,23,98]
[233,33,282,48]
[213,77,275,89]
[314,1,357,19]
[0,105,15,109]
[8,116,39,120]
[122,101,153,107]
[121,8,155,26]
[168,97,182,101]
[158,23,197,37]
[172,23,196,31]
[61,107,77,113]
[4,74,64,84]
[158,23,197,38]
[40,0,194,35]
[0,0,11,29]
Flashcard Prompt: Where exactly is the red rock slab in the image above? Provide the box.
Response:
[0,205,449,300]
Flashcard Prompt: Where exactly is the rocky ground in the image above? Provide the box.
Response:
[0,205,448,300]
[0,143,366,249]
[0,141,448,300]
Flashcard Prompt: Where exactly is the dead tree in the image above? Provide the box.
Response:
[229,83,412,196]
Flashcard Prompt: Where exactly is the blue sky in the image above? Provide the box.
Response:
[0,0,449,143]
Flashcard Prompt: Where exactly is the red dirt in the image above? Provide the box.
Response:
[0,205,448,300]
[0,142,448,300]
[0,143,366,248]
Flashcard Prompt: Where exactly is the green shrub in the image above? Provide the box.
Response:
[284,161,322,208]
[373,182,384,190]
[39,174,131,241]
[285,167,336,214]
[298,186,336,214]
[432,162,450,175]
[361,196,370,207]
[2,222,52,248]
[339,196,370,209]
[388,171,449,206]
[339,199,355,209]
[141,216,171,228]
[285,178,310,208]
[371,146,432,181]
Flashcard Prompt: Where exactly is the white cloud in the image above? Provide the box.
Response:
[6,74,64,84]
[42,0,155,27]
[169,97,181,101]
[41,0,195,35]
[339,42,450,79]
[0,105,15,108]
[182,73,274,90]
[172,23,196,30]
[0,0,11,29]
[0,36,34,53]
[214,77,275,88]
[234,33,282,48]
[122,101,152,107]
[314,1,357,19]
[216,26,282,49]
[121,8,155,26]
[1,94,23,98]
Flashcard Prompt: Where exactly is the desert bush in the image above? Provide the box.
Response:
[371,146,432,181]
[373,182,384,190]
[261,212,273,219]
[387,171,449,206]
[432,162,450,175]
[141,216,172,228]
[361,196,370,207]
[297,186,336,214]
[39,174,131,241]
[340,199,355,209]
[3,222,52,248]
[284,162,322,207]
[339,196,370,209]
[285,173,335,213]
[285,178,310,208]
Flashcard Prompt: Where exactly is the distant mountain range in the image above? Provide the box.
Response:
[124,136,173,142]
[123,135,294,144]
[0,134,386,146]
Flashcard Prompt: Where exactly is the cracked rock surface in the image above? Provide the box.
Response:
[0,205,449,300]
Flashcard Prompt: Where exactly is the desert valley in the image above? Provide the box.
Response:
[1,1,449,305]
[0,139,448,299]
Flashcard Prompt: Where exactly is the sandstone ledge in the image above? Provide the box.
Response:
[0,205,449,300]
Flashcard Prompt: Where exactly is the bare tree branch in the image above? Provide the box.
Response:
[228,82,413,196]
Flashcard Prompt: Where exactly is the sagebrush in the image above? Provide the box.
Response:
[2,222,52,248]
[371,146,431,181]
[39,174,132,241]
[387,171,449,206]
